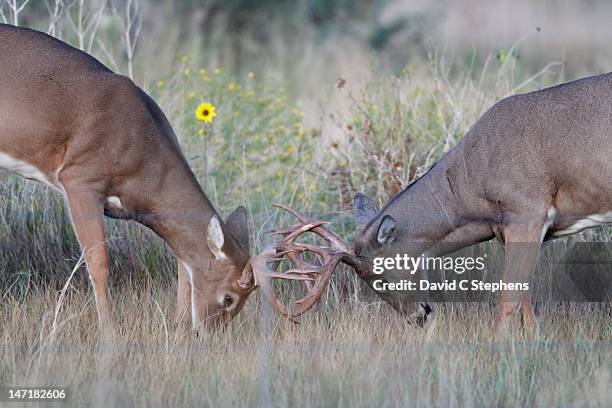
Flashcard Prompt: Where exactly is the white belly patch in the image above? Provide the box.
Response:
[551,211,612,237]
[0,152,52,186]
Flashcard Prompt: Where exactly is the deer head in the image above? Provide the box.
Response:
[351,193,433,323]
[187,207,257,329]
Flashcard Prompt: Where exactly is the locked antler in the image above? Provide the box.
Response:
[238,204,354,320]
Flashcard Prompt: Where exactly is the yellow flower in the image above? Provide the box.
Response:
[157,80,164,88]
[248,72,255,79]
[195,103,217,123]
[228,83,237,91]
[214,68,221,75]
[184,68,192,76]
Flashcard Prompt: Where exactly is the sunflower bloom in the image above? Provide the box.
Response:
[195,103,217,123]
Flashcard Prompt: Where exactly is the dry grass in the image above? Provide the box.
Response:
[1,284,611,407]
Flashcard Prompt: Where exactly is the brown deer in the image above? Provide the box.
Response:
[0,24,257,330]
[246,73,612,338]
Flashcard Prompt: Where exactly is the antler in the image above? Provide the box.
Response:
[237,204,354,320]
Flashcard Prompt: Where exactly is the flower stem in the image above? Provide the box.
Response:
[203,125,208,187]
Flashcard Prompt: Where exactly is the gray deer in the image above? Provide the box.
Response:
[247,72,612,338]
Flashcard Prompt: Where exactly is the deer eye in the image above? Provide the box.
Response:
[223,295,234,308]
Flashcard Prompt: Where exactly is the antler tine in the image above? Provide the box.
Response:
[241,204,358,320]
[245,249,308,323]
[288,257,341,314]
[278,240,322,296]
[272,203,309,223]
[273,203,351,253]
[267,223,303,236]
[255,252,338,319]
[284,248,315,269]
[240,204,357,320]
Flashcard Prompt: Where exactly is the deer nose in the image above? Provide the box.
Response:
[420,302,432,316]
[410,302,433,327]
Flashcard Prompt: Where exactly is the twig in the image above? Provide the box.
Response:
[0,0,8,24]
[50,252,85,339]
[7,0,29,25]
[96,37,121,72]
[66,0,106,52]
[112,0,141,80]
[510,61,564,94]
[45,0,64,36]
[152,298,170,353]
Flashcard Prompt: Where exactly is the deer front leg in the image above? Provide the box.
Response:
[494,218,546,340]
[175,261,192,326]
[63,184,112,330]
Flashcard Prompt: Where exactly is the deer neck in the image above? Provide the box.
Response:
[143,162,217,265]
[388,164,460,243]
[383,156,494,256]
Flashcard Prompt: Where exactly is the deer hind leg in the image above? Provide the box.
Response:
[175,260,192,326]
[494,215,548,341]
[62,184,112,330]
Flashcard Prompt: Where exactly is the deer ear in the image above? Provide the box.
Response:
[377,215,396,245]
[206,215,228,260]
[354,192,379,228]
[226,206,249,251]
